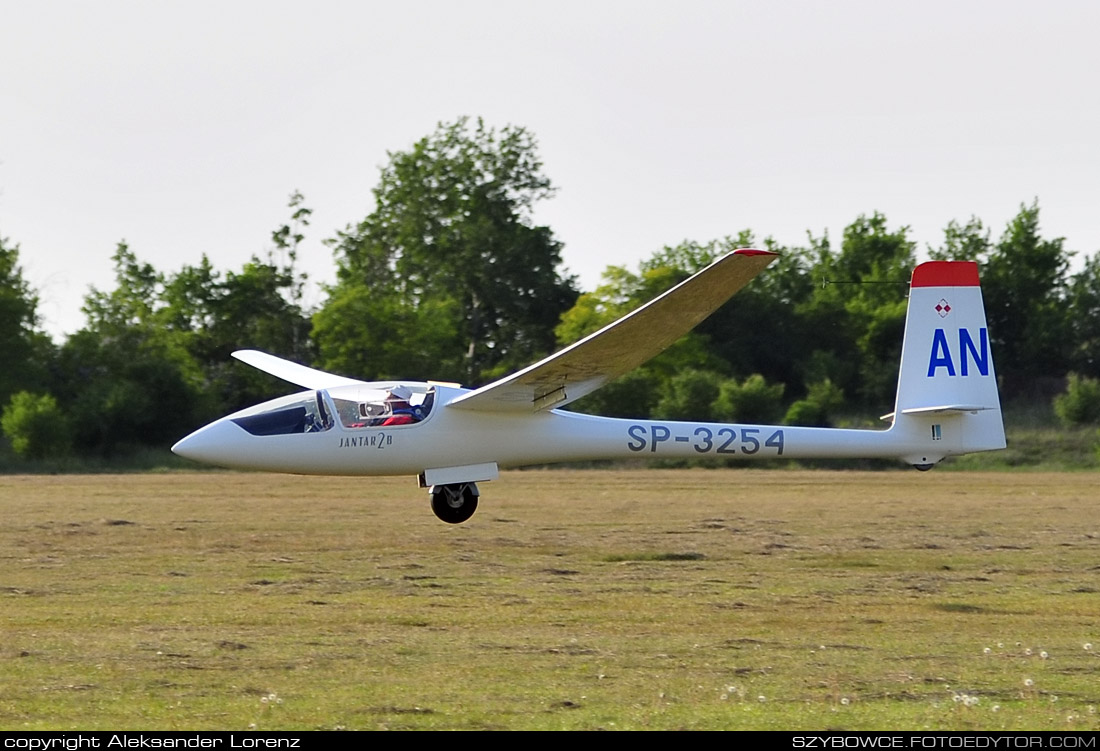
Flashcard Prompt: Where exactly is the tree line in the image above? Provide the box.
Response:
[3,117,1099,461]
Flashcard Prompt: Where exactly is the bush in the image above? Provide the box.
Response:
[784,399,828,427]
[1053,373,1100,426]
[1,391,72,459]
[568,368,661,419]
[785,379,845,427]
[713,374,785,424]
[654,369,722,421]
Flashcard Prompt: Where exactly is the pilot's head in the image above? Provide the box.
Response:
[386,386,413,410]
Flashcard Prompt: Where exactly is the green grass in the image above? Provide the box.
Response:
[1,470,1098,730]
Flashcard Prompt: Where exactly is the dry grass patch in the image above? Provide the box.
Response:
[0,470,1097,730]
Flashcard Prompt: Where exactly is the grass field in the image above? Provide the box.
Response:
[1,469,1097,731]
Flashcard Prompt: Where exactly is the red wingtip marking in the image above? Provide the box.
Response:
[911,261,980,287]
[732,248,778,256]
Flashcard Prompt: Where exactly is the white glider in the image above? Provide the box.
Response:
[173,250,1005,523]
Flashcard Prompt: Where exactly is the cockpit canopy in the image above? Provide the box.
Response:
[230,384,435,436]
[329,384,435,428]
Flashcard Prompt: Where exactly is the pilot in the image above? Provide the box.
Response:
[380,386,424,426]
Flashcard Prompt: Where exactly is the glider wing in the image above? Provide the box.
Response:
[447,249,778,412]
[232,350,367,390]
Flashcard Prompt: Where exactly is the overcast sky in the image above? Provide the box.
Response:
[2,1,1098,339]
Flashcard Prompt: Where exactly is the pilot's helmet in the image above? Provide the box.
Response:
[387,385,414,410]
[388,386,413,400]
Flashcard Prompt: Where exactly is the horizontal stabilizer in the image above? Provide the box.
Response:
[902,404,995,415]
[880,404,996,422]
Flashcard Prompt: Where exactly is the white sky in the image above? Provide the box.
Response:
[2,0,1098,339]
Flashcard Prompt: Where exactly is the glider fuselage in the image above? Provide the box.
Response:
[175,381,982,478]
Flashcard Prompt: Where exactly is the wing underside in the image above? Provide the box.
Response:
[447,248,778,413]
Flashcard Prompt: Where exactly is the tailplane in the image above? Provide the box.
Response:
[888,261,1006,468]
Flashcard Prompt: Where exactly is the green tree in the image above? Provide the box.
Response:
[1067,253,1100,378]
[265,189,313,359]
[561,369,662,420]
[928,203,1076,397]
[554,239,741,419]
[692,235,816,393]
[157,194,315,414]
[713,374,785,424]
[823,213,916,305]
[1053,373,1100,426]
[317,117,577,384]
[784,379,845,427]
[2,391,71,459]
[555,233,821,420]
[0,235,53,406]
[80,242,162,330]
[654,369,722,421]
[798,214,914,407]
[55,243,208,454]
[554,263,683,345]
[929,216,991,262]
[980,201,1073,395]
[313,286,461,384]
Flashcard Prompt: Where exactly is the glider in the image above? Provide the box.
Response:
[173,250,1005,523]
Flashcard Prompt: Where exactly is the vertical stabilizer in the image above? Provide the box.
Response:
[890,261,1006,465]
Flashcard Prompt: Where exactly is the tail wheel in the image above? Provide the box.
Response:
[430,482,479,524]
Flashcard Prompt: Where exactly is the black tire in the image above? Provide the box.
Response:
[430,483,478,524]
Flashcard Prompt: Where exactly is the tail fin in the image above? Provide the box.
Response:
[888,261,1006,467]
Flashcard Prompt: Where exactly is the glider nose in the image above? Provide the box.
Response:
[172,419,243,466]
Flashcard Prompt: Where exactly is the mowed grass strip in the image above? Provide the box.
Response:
[0,470,1097,730]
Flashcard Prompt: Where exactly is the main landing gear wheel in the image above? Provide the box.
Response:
[430,482,479,524]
